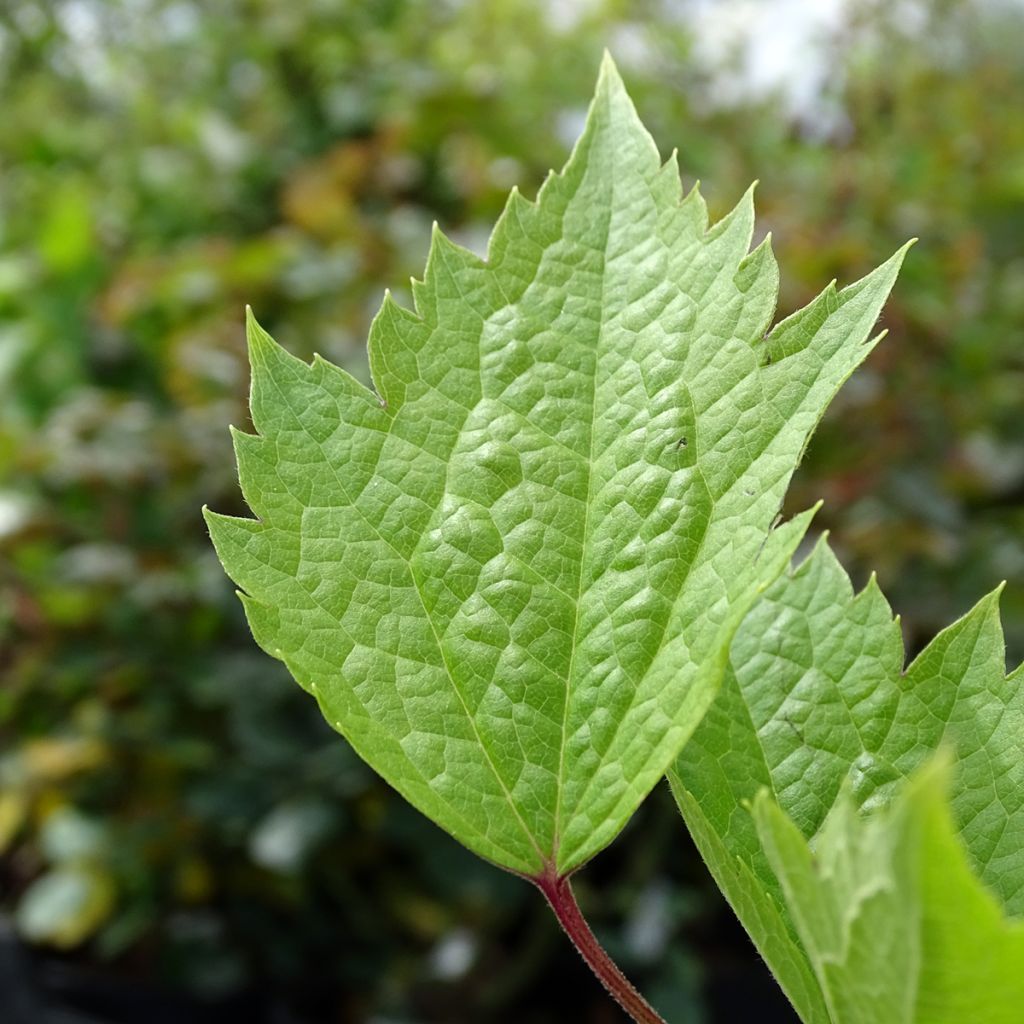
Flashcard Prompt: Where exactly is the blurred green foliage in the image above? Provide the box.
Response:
[0,0,1022,1021]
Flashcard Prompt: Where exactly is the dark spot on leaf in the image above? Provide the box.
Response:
[782,716,804,743]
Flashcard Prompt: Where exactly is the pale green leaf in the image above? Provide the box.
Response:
[754,756,1024,1024]
[670,539,1024,1021]
[206,57,907,878]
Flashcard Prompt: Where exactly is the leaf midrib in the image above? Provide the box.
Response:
[552,107,616,861]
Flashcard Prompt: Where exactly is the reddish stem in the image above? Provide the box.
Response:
[533,868,667,1024]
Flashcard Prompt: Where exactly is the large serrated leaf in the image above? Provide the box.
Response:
[670,538,1024,1021]
[206,56,907,879]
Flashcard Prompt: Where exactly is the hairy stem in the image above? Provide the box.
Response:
[534,868,667,1024]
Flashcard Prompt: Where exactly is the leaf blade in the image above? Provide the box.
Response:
[208,57,908,876]
[752,756,1024,1024]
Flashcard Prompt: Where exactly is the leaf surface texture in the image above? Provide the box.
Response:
[207,58,906,876]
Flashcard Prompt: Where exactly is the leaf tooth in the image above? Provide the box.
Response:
[680,179,708,234]
[247,308,385,447]
[532,166,562,207]
[202,508,274,596]
[771,273,873,367]
[367,289,426,410]
[736,228,775,278]
[862,326,888,355]
[755,505,819,585]
[410,222,485,323]
[855,569,897,624]
[761,239,912,370]
[429,220,486,270]
[229,425,274,520]
[705,180,757,255]
[761,279,838,366]
[904,583,1006,683]
[245,305,311,398]
[788,538,901,652]
[229,425,316,527]
[247,307,363,433]
[486,185,543,268]
[653,146,684,207]
[793,534,856,598]
[734,230,779,341]
[834,237,915,309]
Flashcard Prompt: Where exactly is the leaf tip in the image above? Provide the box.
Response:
[738,179,759,214]
[848,238,915,299]
[598,48,624,91]
[245,305,277,364]
[885,236,917,275]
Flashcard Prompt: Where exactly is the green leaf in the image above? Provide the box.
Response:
[206,56,908,878]
[670,539,1024,1022]
[754,756,1024,1024]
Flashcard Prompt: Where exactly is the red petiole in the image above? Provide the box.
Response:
[533,866,668,1024]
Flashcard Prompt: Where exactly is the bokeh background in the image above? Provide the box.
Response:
[2,0,1023,1021]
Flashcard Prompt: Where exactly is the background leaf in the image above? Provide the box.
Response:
[753,756,1024,1024]
[670,538,1024,1021]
